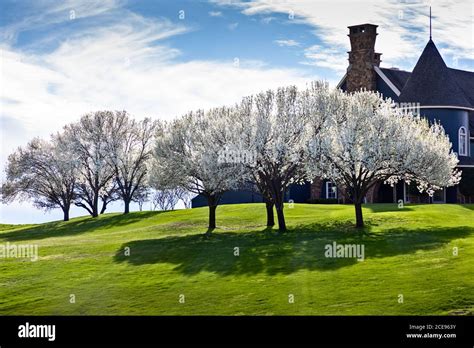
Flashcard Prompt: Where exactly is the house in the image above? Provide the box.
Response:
[192,23,474,208]
[317,23,474,204]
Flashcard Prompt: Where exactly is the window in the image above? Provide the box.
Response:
[326,182,337,199]
[459,127,468,156]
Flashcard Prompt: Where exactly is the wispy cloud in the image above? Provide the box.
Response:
[208,11,223,17]
[274,39,300,47]
[301,44,347,75]
[228,22,239,30]
[261,16,276,24]
[1,0,125,44]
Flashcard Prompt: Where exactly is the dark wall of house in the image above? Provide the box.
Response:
[287,182,312,203]
[470,111,474,156]
[396,182,405,202]
[421,108,470,156]
[191,190,264,208]
[191,182,311,208]
[446,186,457,203]
[377,183,395,203]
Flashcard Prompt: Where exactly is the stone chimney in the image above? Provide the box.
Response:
[346,24,381,92]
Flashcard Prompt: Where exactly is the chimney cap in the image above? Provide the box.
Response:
[347,23,378,29]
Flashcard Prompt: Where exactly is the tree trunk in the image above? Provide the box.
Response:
[206,194,218,234]
[272,186,286,232]
[63,208,70,222]
[275,205,286,232]
[100,200,108,215]
[274,193,286,232]
[265,201,275,227]
[124,198,130,214]
[92,193,99,217]
[208,204,217,229]
[354,202,364,228]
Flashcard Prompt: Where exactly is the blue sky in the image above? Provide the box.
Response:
[1,0,473,223]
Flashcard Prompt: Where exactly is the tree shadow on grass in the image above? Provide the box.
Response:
[114,222,473,276]
[365,204,415,213]
[1,211,164,242]
[460,204,474,211]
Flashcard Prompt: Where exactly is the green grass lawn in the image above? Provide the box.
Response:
[0,203,473,315]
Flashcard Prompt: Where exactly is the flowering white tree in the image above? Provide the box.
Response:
[175,187,194,209]
[151,189,180,211]
[152,108,244,235]
[60,111,119,217]
[98,180,119,215]
[1,137,78,221]
[107,115,156,214]
[215,97,278,223]
[308,90,460,228]
[228,83,328,231]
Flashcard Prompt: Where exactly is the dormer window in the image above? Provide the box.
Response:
[459,127,468,156]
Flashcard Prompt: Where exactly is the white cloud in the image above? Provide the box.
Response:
[209,11,223,17]
[302,45,347,75]
[228,22,239,30]
[274,39,300,47]
[261,16,276,24]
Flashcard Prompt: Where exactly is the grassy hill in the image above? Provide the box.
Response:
[0,203,473,315]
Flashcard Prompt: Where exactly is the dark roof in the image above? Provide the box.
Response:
[449,68,474,106]
[380,66,474,107]
[379,68,411,91]
[398,40,472,108]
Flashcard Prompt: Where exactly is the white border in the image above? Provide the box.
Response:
[336,72,347,89]
[374,66,401,96]
[419,105,474,111]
